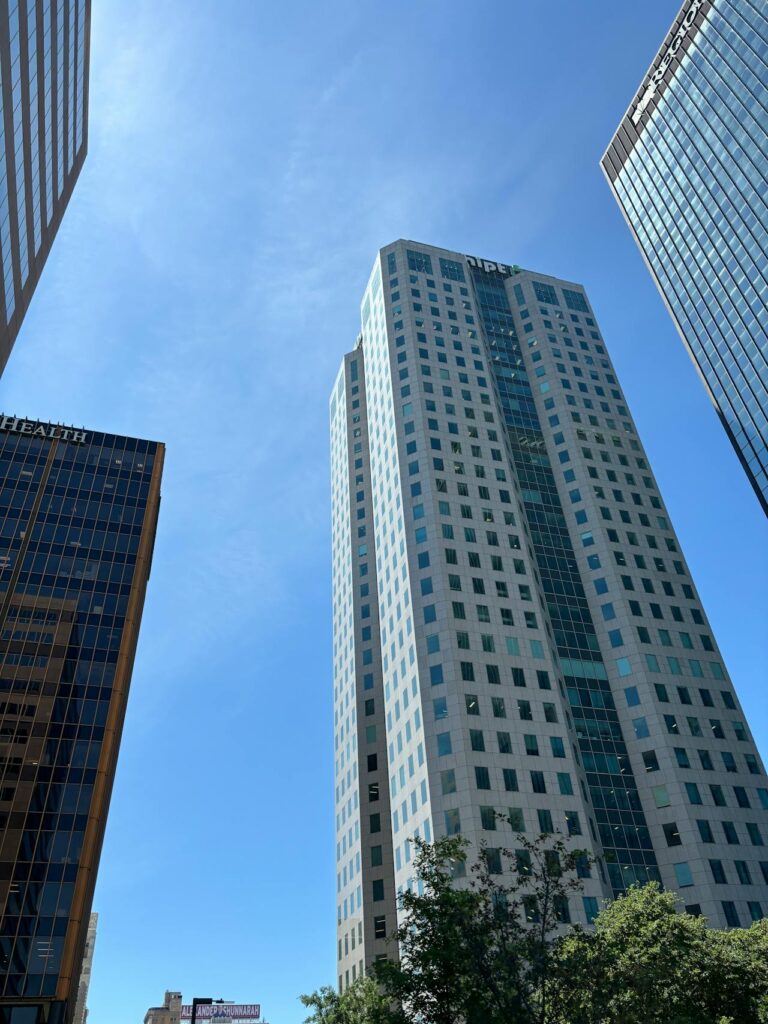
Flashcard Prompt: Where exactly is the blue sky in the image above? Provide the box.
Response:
[0,1,766,1021]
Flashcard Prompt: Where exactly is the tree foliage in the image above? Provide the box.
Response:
[300,977,391,1024]
[301,829,768,1024]
[553,883,768,1024]
[371,825,589,1024]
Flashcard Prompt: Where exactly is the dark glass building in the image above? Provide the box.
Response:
[0,0,91,376]
[602,0,768,515]
[0,415,163,1024]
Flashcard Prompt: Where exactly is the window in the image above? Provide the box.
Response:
[721,902,741,928]
[675,747,690,769]
[673,862,693,887]
[652,785,670,808]
[663,822,682,847]
[531,770,546,794]
[508,806,524,829]
[747,823,764,846]
[558,772,573,795]
[517,699,533,721]
[685,782,702,804]
[480,806,497,830]
[709,860,727,884]
[566,811,582,836]
[407,249,433,274]
[632,717,650,739]
[484,848,503,874]
[696,819,714,843]
[492,697,506,718]
[583,897,599,924]
[470,729,485,752]
[444,809,461,835]
[735,860,752,885]
[537,809,554,833]
[441,769,456,795]
[643,750,659,772]
[372,880,385,902]
[533,281,559,305]
[475,766,491,790]
[433,697,448,720]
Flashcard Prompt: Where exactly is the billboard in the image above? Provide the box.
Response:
[180,1007,260,1021]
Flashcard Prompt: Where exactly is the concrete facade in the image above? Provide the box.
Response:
[330,239,768,988]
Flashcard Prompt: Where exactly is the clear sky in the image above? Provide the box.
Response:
[0,1,766,1022]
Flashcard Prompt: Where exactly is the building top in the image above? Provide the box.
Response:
[601,0,712,180]
[377,238,590,293]
[0,412,162,450]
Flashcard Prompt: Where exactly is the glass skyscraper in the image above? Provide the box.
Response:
[0,416,163,1024]
[330,240,768,990]
[602,0,767,515]
[0,0,90,377]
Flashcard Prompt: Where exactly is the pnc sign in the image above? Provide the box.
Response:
[0,415,88,444]
[465,255,522,276]
[632,0,705,125]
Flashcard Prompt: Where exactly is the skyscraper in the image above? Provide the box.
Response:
[71,913,96,1024]
[0,414,163,1024]
[0,0,91,377]
[331,240,768,988]
[601,0,767,515]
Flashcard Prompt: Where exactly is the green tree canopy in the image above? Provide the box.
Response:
[302,831,768,1024]
[554,883,768,1024]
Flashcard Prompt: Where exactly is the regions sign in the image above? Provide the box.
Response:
[180,1007,260,1021]
[631,0,705,124]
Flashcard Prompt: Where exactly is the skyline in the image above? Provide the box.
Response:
[0,2,765,1023]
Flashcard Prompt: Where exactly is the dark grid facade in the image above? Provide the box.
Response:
[602,0,768,515]
[0,418,163,1024]
[0,0,90,377]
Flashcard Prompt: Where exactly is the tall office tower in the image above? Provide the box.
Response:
[330,239,768,987]
[0,0,91,377]
[0,414,163,1024]
[71,913,96,1024]
[601,0,768,515]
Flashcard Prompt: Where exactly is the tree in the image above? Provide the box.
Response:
[300,977,393,1024]
[371,825,589,1024]
[303,837,768,1024]
[551,883,768,1024]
